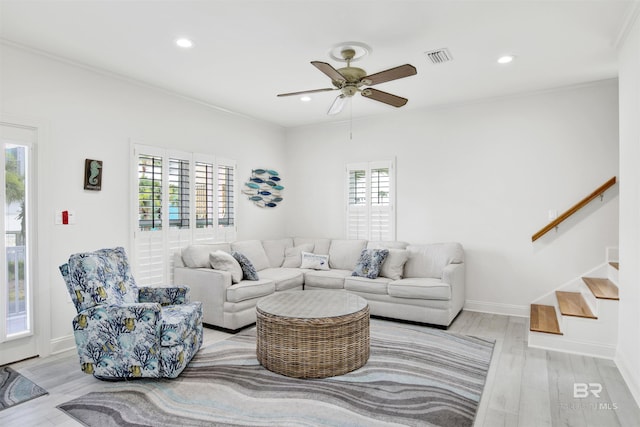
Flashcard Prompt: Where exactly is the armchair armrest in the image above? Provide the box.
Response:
[72,302,163,378]
[138,285,191,305]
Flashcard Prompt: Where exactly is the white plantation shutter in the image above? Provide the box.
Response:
[132,145,236,284]
[216,159,237,242]
[347,164,368,239]
[345,160,395,241]
[133,147,168,285]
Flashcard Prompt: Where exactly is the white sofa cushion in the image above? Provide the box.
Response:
[259,268,304,291]
[380,249,410,280]
[329,239,367,270]
[209,251,243,284]
[344,276,391,295]
[403,243,464,279]
[230,240,271,271]
[261,238,294,268]
[281,243,314,268]
[294,237,331,255]
[387,278,451,300]
[367,241,409,250]
[226,279,275,303]
[182,243,231,268]
[304,269,351,289]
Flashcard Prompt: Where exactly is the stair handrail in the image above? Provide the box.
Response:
[531,176,617,242]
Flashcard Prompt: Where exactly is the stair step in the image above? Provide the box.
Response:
[609,262,619,270]
[556,291,597,319]
[582,277,619,300]
[530,304,563,335]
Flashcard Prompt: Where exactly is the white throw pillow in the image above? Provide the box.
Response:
[281,243,314,268]
[209,250,243,284]
[300,251,330,270]
[380,249,410,280]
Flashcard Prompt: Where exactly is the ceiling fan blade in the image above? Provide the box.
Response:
[361,88,408,107]
[327,94,347,115]
[277,88,336,97]
[311,61,346,83]
[363,64,417,86]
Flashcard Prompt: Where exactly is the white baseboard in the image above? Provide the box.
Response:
[529,332,616,359]
[464,299,529,317]
[615,350,640,408]
[49,334,75,355]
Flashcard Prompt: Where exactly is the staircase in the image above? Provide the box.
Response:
[528,252,619,359]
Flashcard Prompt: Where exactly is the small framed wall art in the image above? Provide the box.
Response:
[84,159,103,191]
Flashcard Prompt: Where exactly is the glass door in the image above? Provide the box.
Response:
[0,122,37,364]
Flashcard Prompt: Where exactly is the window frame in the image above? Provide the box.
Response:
[345,159,396,241]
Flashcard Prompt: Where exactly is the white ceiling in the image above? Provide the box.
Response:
[0,1,636,128]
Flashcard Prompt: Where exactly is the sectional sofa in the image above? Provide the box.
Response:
[173,238,465,331]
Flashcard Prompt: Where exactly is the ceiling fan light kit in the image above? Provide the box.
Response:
[277,42,416,116]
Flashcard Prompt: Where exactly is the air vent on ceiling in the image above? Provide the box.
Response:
[424,48,452,64]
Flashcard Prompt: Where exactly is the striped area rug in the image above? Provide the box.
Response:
[58,320,494,426]
[0,366,48,411]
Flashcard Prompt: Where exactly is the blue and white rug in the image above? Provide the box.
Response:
[58,320,494,426]
[0,366,48,411]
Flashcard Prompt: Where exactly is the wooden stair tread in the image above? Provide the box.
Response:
[609,262,619,270]
[530,304,563,335]
[583,277,619,300]
[556,291,597,319]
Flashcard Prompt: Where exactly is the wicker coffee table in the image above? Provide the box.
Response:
[256,290,370,379]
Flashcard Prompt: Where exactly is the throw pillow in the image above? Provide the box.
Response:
[300,251,330,270]
[380,249,410,280]
[281,243,314,268]
[209,251,243,284]
[231,251,260,280]
[352,249,389,279]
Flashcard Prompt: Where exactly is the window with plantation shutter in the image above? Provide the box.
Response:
[346,160,395,241]
[168,158,190,229]
[195,161,214,229]
[216,160,237,242]
[131,145,237,285]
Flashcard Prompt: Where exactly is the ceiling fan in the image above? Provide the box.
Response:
[277,48,417,115]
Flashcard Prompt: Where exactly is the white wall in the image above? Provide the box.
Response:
[617,10,640,405]
[285,82,619,315]
[1,44,288,350]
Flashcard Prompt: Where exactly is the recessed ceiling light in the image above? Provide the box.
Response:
[300,96,312,102]
[497,55,515,64]
[175,38,193,48]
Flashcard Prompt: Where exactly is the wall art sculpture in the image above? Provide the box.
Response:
[243,169,284,208]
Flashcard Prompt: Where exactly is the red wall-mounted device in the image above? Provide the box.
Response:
[62,210,69,225]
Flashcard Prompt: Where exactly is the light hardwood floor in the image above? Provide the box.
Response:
[1,311,638,426]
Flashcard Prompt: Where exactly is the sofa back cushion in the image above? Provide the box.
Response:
[293,237,331,255]
[261,238,294,267]
[182,243,231,268]
[230,240,271,271]
[367,241,409,250]
[282,243,314,268]
[328,239,367,270]
[403,243,464,279]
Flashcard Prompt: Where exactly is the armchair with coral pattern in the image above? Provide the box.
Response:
[59,247,203,379]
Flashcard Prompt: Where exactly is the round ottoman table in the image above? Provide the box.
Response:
[256,290,370,379]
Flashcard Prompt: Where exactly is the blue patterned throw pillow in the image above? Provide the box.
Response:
[231,251,260,281]
[352,249,389,279]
